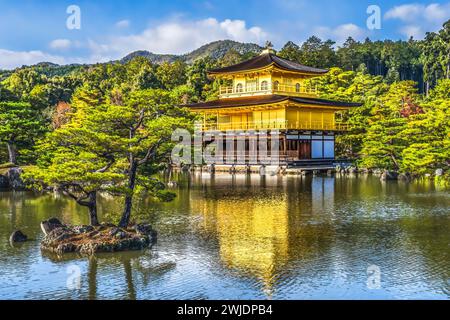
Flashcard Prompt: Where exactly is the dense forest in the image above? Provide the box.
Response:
[0,20,449,182]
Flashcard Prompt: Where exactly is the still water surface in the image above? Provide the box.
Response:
[0,174,449,300]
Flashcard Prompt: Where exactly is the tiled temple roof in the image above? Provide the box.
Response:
[208,53,329,75]
[187,95,362,109]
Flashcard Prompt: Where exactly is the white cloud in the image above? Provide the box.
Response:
[385,2,450,39]
[0,17,268,69]
[423,3,450,22]
[0,49,65,69]
[116,20,130,28]
[399,25,423,39]
[49,39,72,50]
[90,17,268,59]
[315,23,366,44]
[334,24,366,40]
[384,4,422,22]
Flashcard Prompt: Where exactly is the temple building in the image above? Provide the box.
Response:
[187,45,360,169]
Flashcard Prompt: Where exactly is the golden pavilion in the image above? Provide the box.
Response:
[187,45,360,168]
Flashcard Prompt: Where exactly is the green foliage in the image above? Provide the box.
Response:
[421,21,450,93]
[0,102,47,164]
[25,87,194,225]
[156,60,187,90]
[399,80,450,174]
[186,57,218,99]
[359,82,416,170]
[279,37,337,69]
[312,65,449,176]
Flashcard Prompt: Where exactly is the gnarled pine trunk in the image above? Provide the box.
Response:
[7,142,17,165]
[118,160,138,228]
[87,191,99,226]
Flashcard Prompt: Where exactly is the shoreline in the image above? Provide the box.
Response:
[171,164,449,183]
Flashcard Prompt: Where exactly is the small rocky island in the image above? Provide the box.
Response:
[40,218,157,255]
[0,167,27,190]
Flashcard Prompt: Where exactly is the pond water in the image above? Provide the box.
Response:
[0,174,449,300]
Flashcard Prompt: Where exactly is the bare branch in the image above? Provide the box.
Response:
[96,157,115,173]
[138,139,164,166]
[132,109,146,132]
[61,186,91,207]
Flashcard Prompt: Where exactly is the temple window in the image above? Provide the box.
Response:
[296,83,301,93]
[236,83,244,93]
[261,81,269,91]
[273,81,279,91]
[246,80,257,92]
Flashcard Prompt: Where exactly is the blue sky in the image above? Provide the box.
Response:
[0,0,449,69]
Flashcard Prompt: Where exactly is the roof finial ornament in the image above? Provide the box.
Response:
[261,41,276,55]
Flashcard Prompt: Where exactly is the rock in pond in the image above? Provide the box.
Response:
[6,167,26,190]
[0,175,10,189]
[134,223,157,242]
[380,170,399,181]
[72,225,95,234]
[347,167,358,174]
[398,173,412,181]
[10,230,28,243]
[41,217,64,236]
[40,222,155,255]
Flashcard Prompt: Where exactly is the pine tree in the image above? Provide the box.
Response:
[0,102,46,165]
[359,82,418,170]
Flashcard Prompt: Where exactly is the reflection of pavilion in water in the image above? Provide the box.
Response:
[189,173,335,297]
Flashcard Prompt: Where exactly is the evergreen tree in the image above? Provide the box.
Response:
[156,61,188,90]
[359,82,418,170]
[278,41,301,62]
[0,102,46,164]
[400,79,450,174]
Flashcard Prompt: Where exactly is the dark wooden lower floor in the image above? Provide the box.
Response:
[202,131,337,165]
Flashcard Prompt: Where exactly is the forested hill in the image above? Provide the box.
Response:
[121,40,263,64]
[0,39,263,80]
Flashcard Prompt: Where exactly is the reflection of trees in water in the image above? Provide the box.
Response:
[0,190,133,233]
[88,257,97,300]
[43,249,178,300]
[187,174,450,298]
[188,175,339,297]
[123,258,136,300]
[396,214,450,293]
[86,255,138,300]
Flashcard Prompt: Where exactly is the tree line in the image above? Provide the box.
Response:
[278,20,449,95]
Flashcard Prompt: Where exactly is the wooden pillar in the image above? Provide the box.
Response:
[309,111,312,129]
[216,112,219,130]
[322,112,324,130]
[203,112,206,129]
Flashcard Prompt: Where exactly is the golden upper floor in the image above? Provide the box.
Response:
[187,48,362,132]
[208,50,328,99]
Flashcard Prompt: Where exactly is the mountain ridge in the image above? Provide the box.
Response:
[0,40,264,75]
[120,40,263,64]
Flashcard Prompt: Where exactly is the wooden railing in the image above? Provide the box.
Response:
[202,120,348,131]
[219,83,318,98]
